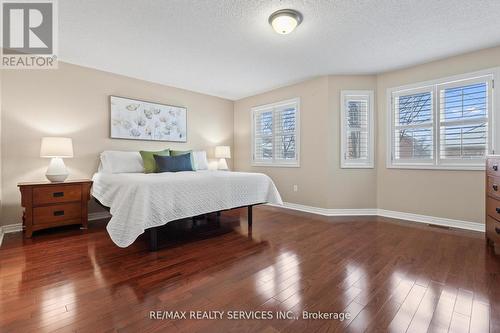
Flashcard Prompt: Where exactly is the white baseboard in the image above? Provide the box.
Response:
[0,212,111,247]
[376,209,484,232]
[267,202,378,216]
[0,223,23,247]
[88,211,112,221]
[2,223,23,233]
[0,203,483,247]
[268,202,485,233]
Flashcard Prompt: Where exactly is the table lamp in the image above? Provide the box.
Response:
[40,137,73,182]
[215,146,231,170]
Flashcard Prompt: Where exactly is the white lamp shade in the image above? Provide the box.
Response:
[215,146,231,159]
[40,137,74,158]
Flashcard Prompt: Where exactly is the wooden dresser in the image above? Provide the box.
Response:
[18,179,93,238]
[486,156,500,255]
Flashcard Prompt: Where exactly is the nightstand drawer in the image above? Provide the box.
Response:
[33,185,82,205]
[486,216,500,243]
[33,202,81,225]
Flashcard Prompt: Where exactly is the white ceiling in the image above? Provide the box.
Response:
[59,0,500,100]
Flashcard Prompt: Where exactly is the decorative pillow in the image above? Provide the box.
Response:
[170,150,191,156]
[140,149,170,173]
[191,151,208,170]
[100,151,144,173]
[154,153,194,173]
[170,149,195,167]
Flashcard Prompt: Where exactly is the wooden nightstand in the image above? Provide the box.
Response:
[18,179,93,238]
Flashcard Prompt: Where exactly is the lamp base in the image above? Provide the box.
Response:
[218,158,229,170]
[46,157,69,182]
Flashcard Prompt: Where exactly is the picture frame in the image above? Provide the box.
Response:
[110,95,187,142]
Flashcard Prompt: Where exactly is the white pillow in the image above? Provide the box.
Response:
[192,151,208,170]
[100,151,144,173]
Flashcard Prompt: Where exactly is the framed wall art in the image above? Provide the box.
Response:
[110,95,187,142]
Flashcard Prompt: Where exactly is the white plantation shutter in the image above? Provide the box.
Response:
[341,91,374,168]
[252,98,300,166]
[392,88,434,164]
[274,103,297,161]
[388,70,496,169]
[438,78,491,163]
[253,110,274,161]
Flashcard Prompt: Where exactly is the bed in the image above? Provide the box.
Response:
[92,170,283,250]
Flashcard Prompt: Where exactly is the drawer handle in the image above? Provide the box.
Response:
[496,227,500,235]
[494,165,498,171]
[53,210,65,216]
[53,192,64,198]
[496,208,500,214]
[493,184,498,191]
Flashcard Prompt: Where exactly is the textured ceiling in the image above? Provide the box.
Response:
[59,0,500,100]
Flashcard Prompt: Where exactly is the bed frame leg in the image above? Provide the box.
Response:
[216,211,221,226]
[149,227,158,252]
[248,205,253,228]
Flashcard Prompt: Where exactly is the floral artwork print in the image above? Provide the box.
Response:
[110,96,187,142]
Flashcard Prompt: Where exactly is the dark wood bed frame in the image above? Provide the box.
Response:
[95,199,258,251]
[148,204,256,251]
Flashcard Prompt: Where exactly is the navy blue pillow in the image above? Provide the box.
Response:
[154,153,194,172]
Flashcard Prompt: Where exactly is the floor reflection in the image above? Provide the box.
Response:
[255,251,302,310]
[39,283,76,327]
[1,207,498,332]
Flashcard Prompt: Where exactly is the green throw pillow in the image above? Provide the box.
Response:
[140,149,170,173]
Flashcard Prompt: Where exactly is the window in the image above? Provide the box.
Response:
[340,90,374,168]
[388,69,498,170]
[392,87,434,163]
[439,80,489,162]
[251,98,300,166]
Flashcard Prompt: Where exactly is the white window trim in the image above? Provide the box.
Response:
[251,97,300,167]
[386,67,500,171]
[340,90,375,169]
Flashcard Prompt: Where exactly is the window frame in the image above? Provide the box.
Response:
[391,86,435,167]
[387,68,499,170]
[340,90,375,169]
[251,97,300,167]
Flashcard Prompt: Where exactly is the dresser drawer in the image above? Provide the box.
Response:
[33,203,81,225]
[486,216,500,243]
[33,185,82,205]
[487,158,500,177]
[487,196,500,221]
[487,176,500,200]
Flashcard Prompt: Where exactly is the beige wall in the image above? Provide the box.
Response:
[326,75,377,209]
[235,46,500,224]
[3,47,500,227]
[233,75,377,209]
[0,62,234,226]
[376,46,500,223]
[234,77,330,208]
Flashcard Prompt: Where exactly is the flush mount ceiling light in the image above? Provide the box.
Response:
[269,9,303,35]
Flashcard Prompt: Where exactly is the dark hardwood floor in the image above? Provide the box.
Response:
[0,206,499,332]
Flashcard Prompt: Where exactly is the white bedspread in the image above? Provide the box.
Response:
[92,171,283,247]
